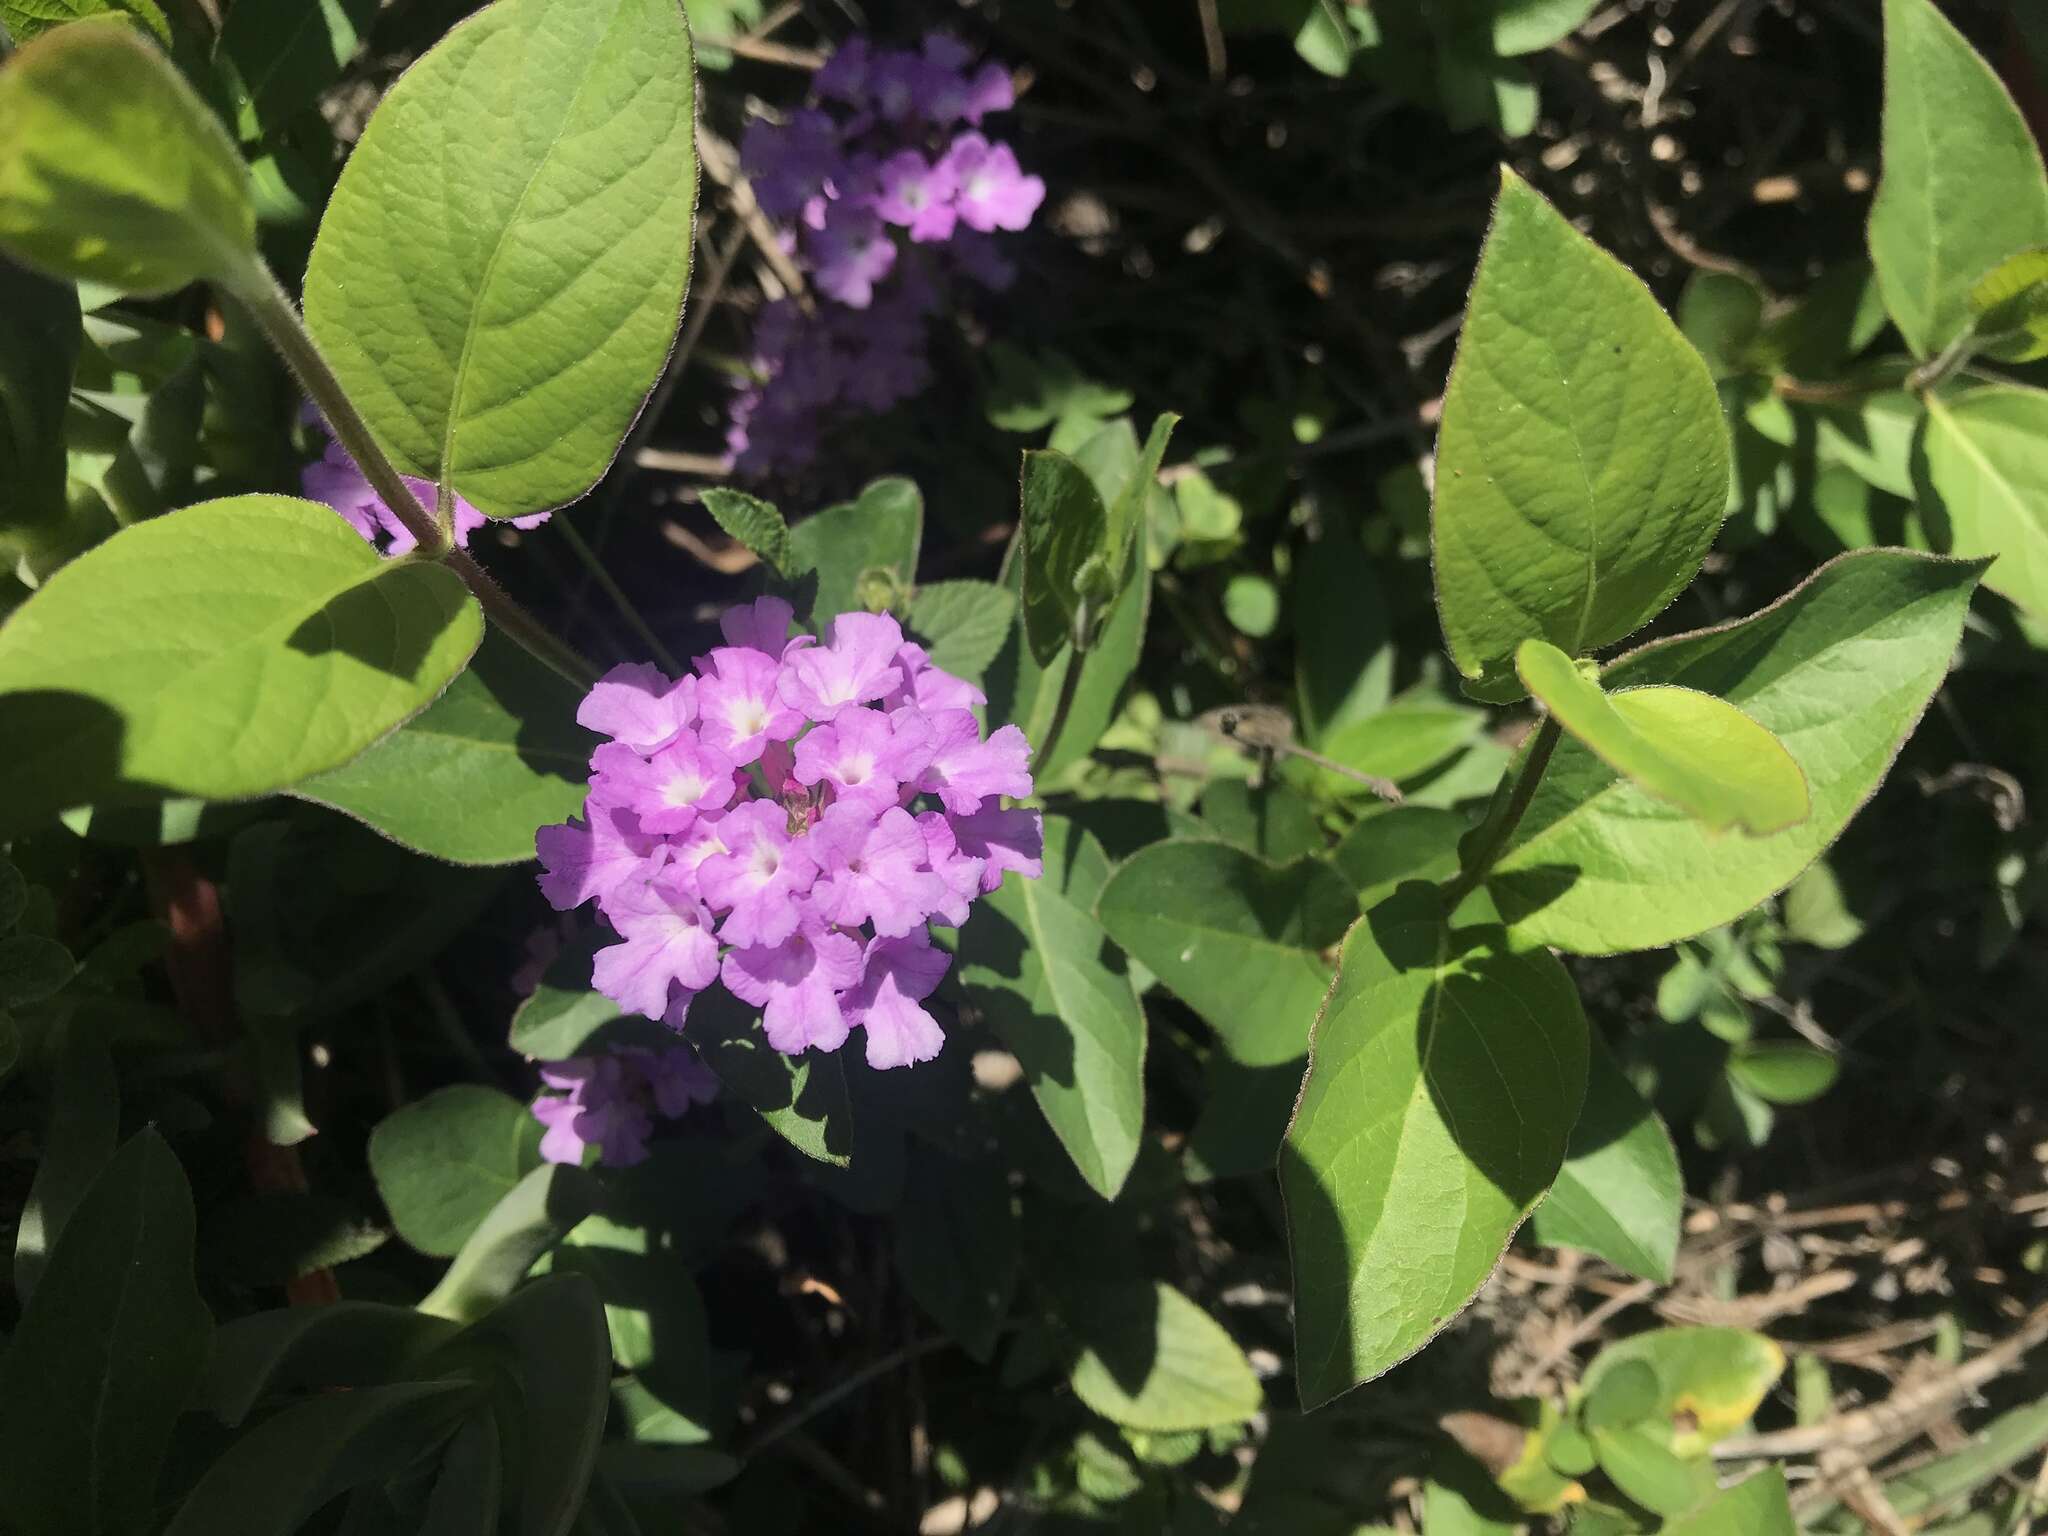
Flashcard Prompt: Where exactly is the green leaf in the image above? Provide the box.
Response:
[701,488,793,577]
[895,1155,1019,1362]
[1582,1359,1660,1431]
[421,1417,503,1536]
[908,579,1019,681]
[1281,885,1588,1406]
[0,1130,213,1535]
[302,0,696,519]
[985,542,1149,783]
[510,929,629,1059]
[1102,412,1176,586]
[200,1191,387,1284]
[1303,700,1485,797]
[1869,0,2048,358]
[1918,386,2048,623]
[1019,448,1110,666]
[198,1301,457,1427]
[1728,1041,1837,1105]
[958,851,1147,1201]
[0,931,72,1006]
[1432,169,1729,696]
[0,256,80,556]
[686,986,854,1165]
[984,343,1132,433]
[0,0,167,43]
[1068,1282,1263,1432]
[165,1380,475,1536]
[1968,248,2048,362]
[1097,840,1352,1068]
[1661,1468,1795,1536]
[0,18,254,295]
[1516,638,1810,835]
[292,630,591,866]
[1580,1327,1783,1453]
[1780,860,1865,950]
[1332,806,1469,909]
[1224,573,1280,637]
[419,1163,598,1323]
[1422,1448,1521,1536]
[1592,1423,1699,1517]
[1490,549,1985,954]
[13,1023,113,1300]
[1294,537,1392,742]
[368,1083,544,1257]
[1196,779,1324,863]
[216,0,374,140]
[1485,0,1599,55]
[0,494,482,837]
[786,477,922,625]
[454,1273,609,1536]
[1530,1036,1682,1283]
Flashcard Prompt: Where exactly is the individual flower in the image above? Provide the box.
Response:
[843,934,951,1068]
[951,801,1045,891]
[742,108,841,219]
[589,735,739,835]
[793,704,931,811]
[537,802,663,922]
[723,920,864,1055]
[779,612,907,720]
[697,646,807,760]
[940,134,1045,233]
[578,663,696,754]
[918,713,1034,814]
[590,864,723,1021]
[697,798,819,949]
[807,212,898,309]
[873,149,959,243]
[809,801,944,937]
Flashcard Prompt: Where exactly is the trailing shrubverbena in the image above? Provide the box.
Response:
[0,0,2031,1529]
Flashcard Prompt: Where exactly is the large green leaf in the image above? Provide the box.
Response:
[368,1083,544,1257]
[418,1164,597,1324]
[1096,840,1352,1068]
[0,1131,213,1535]
[0,494,481,836]
[165,1380,476,1536]
[1516,638,1810,835]
[1432,169,1728,696]
[1529,1038,1681,1283]
[0,256,79,556]
[958,853,1147,1201]
[1332,806,1469,909]
[1068,1282,1262,1432]
[1868,0,2048,359]
[293,630,591,865]
[1293,535,1391,743]
[302,0,696,519]
[686,986,854,1166]
[1281,886,1588,1407]
[0,18,254,295]
[1491,549,1984,953]
[1917,386,2048,623]
[786,477,923,625]
[907,579,1018,680]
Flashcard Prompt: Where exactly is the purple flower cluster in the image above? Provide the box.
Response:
[536,597,1043,1070]
[729,34,1046,478]
[532,1046,720,1167]
[300,408,550,555]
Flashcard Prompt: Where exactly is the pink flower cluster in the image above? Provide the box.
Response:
[536,598,1042,1070]
[532,1046,719,1168]
[729,33,1046,479]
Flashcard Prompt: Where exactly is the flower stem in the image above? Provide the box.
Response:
[1440,716,1561,911]
[221,250,601,691]
[554,516,683,674]
[220,253,452,559]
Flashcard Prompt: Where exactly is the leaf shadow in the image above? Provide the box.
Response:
[958,900,1080,1093]
[1072,1279,1164,1399]
[283,568,470,680]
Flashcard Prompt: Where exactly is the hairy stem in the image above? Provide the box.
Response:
[222,254,452,557]
[223,251,601,691]
[1440,716,1561,910]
